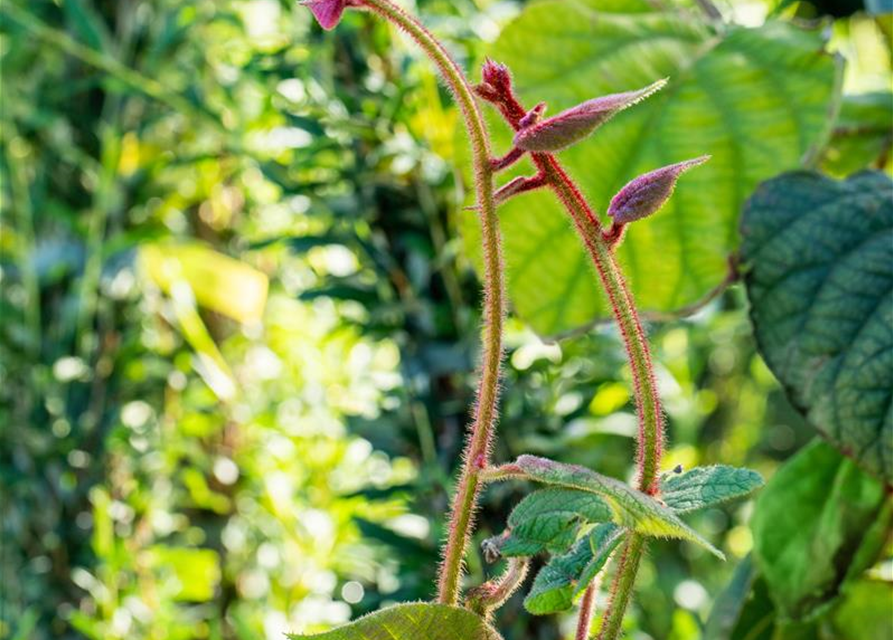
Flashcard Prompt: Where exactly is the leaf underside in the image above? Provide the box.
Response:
[741,170,893,483]
[463,0,837,336]
[286,603,504,640]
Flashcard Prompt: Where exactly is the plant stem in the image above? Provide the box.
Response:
[360,0,505,606]
[596,534,646,640]
[575,582,599,640]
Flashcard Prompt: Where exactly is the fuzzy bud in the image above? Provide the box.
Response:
[513,79,667,152]
[481,59,512,95]
[607,155,710,224]
[301,0,360,31]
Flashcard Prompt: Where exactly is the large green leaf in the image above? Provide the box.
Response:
[751,440,890,621]
[661,465,764,513]
[511,455,724,558]
[286,603,503,640]
[463,0,837,336]
[740,170,893,483]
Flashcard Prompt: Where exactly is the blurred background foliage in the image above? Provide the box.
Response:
[0,0,889,639]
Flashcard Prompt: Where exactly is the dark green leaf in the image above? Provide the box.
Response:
[741,170,893,482]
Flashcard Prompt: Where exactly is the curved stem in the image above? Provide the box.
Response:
[360,0,505,606]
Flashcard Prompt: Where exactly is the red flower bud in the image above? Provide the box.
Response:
[481,59,512,95]
[302,0,360,31]
[607,156,710,224]
[513,79,667,152]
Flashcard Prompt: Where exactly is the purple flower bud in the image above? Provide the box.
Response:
[481,59,512,95]
[301,0,359,31]
[607,156,710,224]
[513,79,667,153]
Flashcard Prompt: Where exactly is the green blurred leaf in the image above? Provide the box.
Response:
[751,440,889,620]
[510,455,724,558]
[463,0,838,336]
[523,524,624,615]
[703,555,757,640]
[822,92,893,176]
[661,465,763,514]
[831,579,893,640]
[286,603,503,639]
[140,242,269,324]
[741,170,893,482]
[145,546,221,602]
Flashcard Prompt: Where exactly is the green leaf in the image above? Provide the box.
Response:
[488,488,613,557]
[463,0,838,336]
[751,439,889,621]
[741,170,893,482]
[286,603,503,640]
[661,466,764,513]
[513,455,725,558]
[524,524,625,615]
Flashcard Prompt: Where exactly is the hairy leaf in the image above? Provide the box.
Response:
[488,488,613,557]
[524,524,624,615]
[463,0,838,336]
[514,456,724,558]
[286,603,503,640]
[751,440,889,620]
[741,170,893,482]
[661,466,764,513]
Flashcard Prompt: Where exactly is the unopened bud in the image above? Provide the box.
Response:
[481,59,512,95]
[513,79,667,152]
[607,156,710,224]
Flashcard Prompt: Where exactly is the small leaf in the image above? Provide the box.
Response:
[751,440,890,620]
[286,603,503,640]
[524,524,624,615]
[513,456,725,558]
[661,465,764,514]
[741,170,893,483]
[488,488,612,558]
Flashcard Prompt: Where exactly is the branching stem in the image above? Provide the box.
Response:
[359,0,506,606]
[479,73,665,638]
